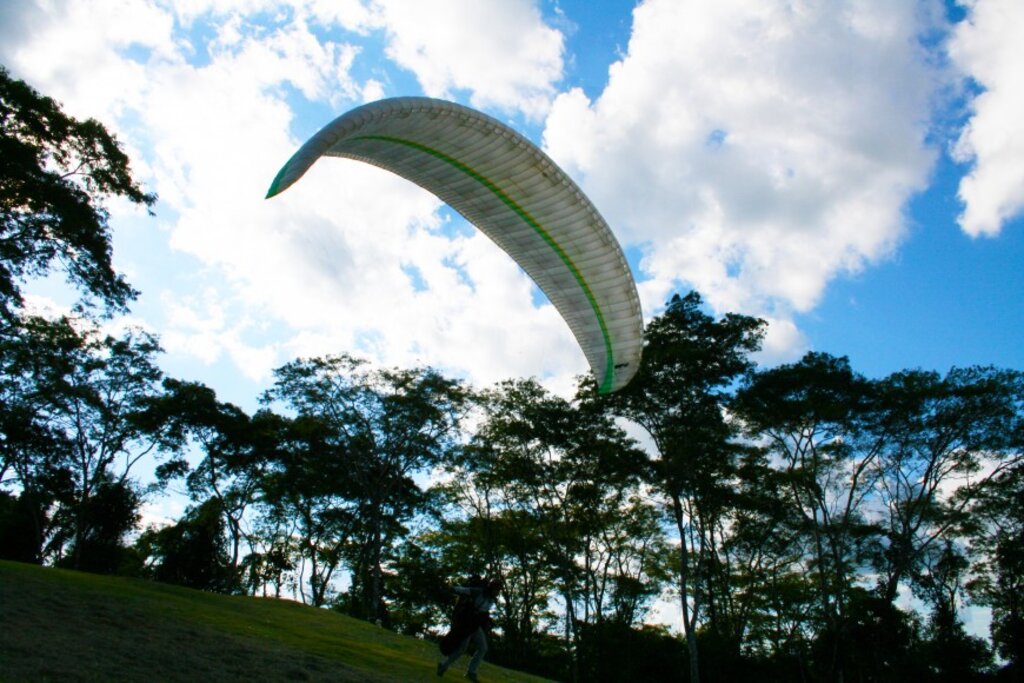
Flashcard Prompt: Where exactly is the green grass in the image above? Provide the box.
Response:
[0,561,552,682]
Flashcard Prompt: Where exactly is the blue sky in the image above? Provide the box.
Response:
[800,154,1024,378]
[1,0,1022,413]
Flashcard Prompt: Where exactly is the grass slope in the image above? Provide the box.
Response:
[0,561,551,682]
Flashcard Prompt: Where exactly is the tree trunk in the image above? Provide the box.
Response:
[369,504,383,624]
[564,591,579,683]
[672,494,700,683]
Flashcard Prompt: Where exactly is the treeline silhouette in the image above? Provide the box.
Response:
[2,65,1022,683]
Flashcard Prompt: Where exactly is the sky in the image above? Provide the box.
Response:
[1,0,1023,414]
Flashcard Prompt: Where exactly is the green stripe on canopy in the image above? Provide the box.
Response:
[267,97,643,393]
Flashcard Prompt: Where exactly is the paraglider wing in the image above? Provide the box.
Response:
[266,97,643,393]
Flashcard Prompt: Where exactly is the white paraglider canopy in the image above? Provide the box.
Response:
[267,97,643,393]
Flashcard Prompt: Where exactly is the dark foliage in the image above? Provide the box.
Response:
[575,621,684,682]
[0,66,154,320]
[137,498,237,592]
[0,490,44,562]
[486,630,571,682]
[57,480,141,575]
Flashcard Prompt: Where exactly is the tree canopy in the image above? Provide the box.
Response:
[0,66,154,320]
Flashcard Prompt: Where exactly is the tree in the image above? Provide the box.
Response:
[733,352,882,683]
[238,523,295,598]
[914,540,992,682]
[833,589,926,683]
[256,411,356,607]
[0,490,50,562]
[382,538,457,636]
[432,464,555,669]
[0,66,154,321]
[447,378,661,681]
[712,449,811,669]
[869,367,1024,606]
[602,291,765,683]
[0,66,157,572]
[139,379,266,578]
[0,314,166,569]
[262,354,467,619]
[969,459,1024,675]
[56,477,141,574]
[137,497,236,592]
[0,358,68,562]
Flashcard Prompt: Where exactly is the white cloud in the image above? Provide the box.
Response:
[1,0,584,395]
[158,288,280,382]
[2,0,955,395]
[755,315,809,367]
[1,0,176,122]
[544,0,939,357]
[370,0,565,119]
[20,294,73,320]
[949,0,1024,237]
[144,24,580,390]
[139,497,188,530]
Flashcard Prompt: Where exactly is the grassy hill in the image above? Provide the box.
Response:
[0,561,552,682]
